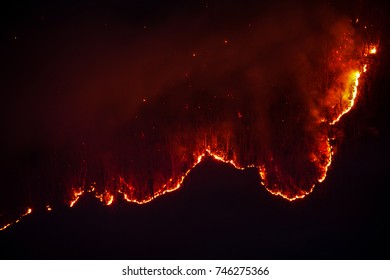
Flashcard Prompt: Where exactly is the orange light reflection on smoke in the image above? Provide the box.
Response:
[0,36,379,232]
[65,62,371,206]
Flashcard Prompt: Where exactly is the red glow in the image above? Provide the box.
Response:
[75,39,375,204]
[0,15,380,232]
[49,37,377,208]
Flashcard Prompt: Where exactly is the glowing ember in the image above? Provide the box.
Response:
[0,222,13,231]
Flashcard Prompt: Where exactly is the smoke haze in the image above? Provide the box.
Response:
[0,0,376,224]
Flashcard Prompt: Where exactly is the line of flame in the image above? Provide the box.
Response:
[69,189,84,208]
[0,44,377,231]
[330,70,361,125]
[0,208,32,231]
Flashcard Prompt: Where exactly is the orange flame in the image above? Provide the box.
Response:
[265,183,316,201]
[96,191,115,206]
[318,140,333,183]
[69,188,84,207]
[62,58,373,206]
[330,70,361,125]
[0,28,379,232]
[0,207,32,231]
[122,153,206,204]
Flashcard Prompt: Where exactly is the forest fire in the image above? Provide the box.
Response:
[0,5,380,232]
[51,33,378,207]
[120,153,206,205]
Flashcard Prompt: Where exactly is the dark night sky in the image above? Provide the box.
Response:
[0,0,389,259]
